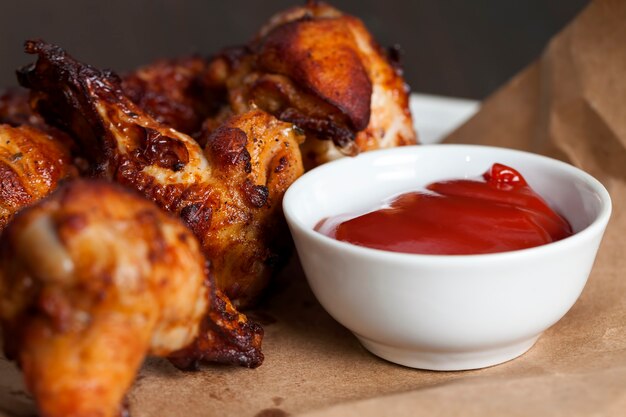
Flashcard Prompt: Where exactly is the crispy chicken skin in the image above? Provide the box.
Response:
[0,91,76,229]
[201,0,417,169]
[18,40,304,307]
[0,180,263,417]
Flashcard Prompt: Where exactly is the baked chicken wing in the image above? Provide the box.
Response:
[0,90,77,230]
[18,40,304,307]
[121,56,224,136]
[1,88,42,127]
[0,180,262,417]
[201,0,417,169]
[0,124,75,230]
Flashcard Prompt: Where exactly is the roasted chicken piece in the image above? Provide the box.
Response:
[0,180,263,417]
[1,88,43,127]
[0,125,74,230]
[121,56,224,136]
[0,90,77,230]
[19,40,304,307]
[200,0,417,169]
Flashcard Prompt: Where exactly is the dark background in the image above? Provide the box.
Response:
[0,0,588,99]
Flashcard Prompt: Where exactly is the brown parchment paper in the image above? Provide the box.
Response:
[1,0,625,416]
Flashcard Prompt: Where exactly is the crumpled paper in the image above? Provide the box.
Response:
[1,0,624,416]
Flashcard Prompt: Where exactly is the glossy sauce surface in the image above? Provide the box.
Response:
[315,163,573,255]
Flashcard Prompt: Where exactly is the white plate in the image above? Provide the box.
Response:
[409,93,480,144]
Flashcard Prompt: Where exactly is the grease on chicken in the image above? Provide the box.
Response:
[19,40,304,307]
[0,180,262,417]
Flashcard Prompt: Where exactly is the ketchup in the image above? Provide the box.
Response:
[315,163,573,255]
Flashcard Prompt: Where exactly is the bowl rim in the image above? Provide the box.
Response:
[283,144,613,264]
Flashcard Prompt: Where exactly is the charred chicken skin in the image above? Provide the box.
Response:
[18,40,304,307]
[0,180,263,417]
[199,0,417,169]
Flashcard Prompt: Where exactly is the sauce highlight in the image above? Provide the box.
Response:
[315,163,573,255]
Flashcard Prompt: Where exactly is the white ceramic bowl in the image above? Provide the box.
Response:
[283,145,611,371]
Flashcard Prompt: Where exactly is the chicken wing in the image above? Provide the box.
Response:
[0,180,263,417]
[201,0,417,169]
[0,124,75,230]
[0,88,42,127]
[121,56,224,136]
[18,40,304,307]
[0,89,77,229]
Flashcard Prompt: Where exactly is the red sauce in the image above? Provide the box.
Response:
[315,163,573,255]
